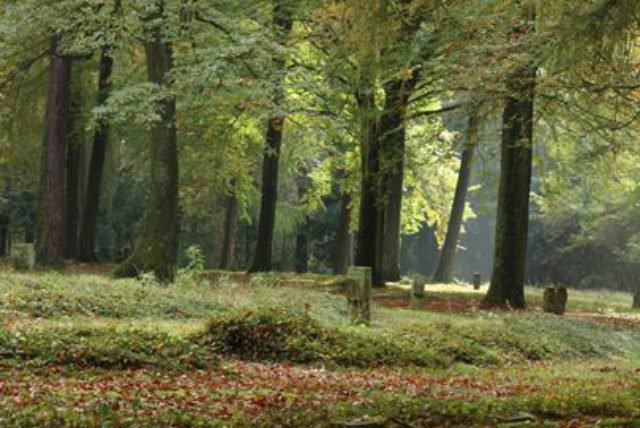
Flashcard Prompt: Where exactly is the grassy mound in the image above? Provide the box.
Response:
[0,327,212,369]
[0,272,224,319]
[202,308,637,368]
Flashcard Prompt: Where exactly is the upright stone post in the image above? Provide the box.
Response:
[473,273,482,290]
[412,279,425,298]
[346,266,372,325]
[543,287,555,313]
[554,286,568,315]
[543,286,568,315]
[410,279,425,310]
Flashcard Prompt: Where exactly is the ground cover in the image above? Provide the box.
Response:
[0,268,637,427]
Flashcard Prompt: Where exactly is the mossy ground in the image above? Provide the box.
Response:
[0,267,638,426]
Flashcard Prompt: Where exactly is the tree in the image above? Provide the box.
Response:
[484,5,537,308]
[379,74,421,282]
[249,0,294,272]
[354,74,383,283]
[115,0,178,282]
[64,61,88,260]
[78,0,121,262]
[433,111,480,283]
[36,37,72,268]
[219,191,239,270]
[334,192,353,274]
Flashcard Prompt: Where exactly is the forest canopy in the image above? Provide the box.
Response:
[1,0,640,307]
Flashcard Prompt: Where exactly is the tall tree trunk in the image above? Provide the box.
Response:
[294,228,309,273]
[219,192,238,270]
[250,116,284,272]
[114,1,178,282]
[633,287,640,309]
[294,171,310,274]
[65,65,86,260]
[433,112,480,283]
[249,1,293,273]
[485,5,537,308]
[0,214,8,257]
[379,77,417,282]
[249,2,293,273]
[78,0,119,262]
[485,67,537,308]
[355,83,383,285]
[334,193,353,275]
[65,139,81,259]
[36,38,72,268]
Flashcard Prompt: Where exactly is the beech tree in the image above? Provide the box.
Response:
[433,110,481,283]
[78,0,121,262]
[115,0,179,282]
[484,4,537,308]
[36,38,72,268]
[249,0,294,273]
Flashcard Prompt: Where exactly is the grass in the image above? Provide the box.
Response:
[0,267,638,426]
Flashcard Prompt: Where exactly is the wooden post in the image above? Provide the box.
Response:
[346,266,372,324]
[473,272,482,290]
[11,243,36,271]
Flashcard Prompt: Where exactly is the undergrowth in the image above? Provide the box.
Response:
[0,327,212,369]
[202,307,637,368]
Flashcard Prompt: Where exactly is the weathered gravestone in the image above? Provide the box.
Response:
[473,272,482,290]
[11,243,35,271]
[346,266,372,325]
[410,279,425,310]
[543,286,568,315]
[412,279,425,298]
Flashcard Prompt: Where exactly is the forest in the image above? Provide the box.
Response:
[0,0,640,427]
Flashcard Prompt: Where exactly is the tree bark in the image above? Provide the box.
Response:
[65,138,82,259]
[379,77,417,282]
[114,1,178,282]
[78,1,119,262]
[294,228,309,273]
[36,38,71,268]
[219,192,238,270]
[249,1,293,273]
[633,285,640,309]
[334,193,353,275]
[65,65,87,260]
[354,83,383,286]
[0,214,9,257]
[485,66,537,308]
[433,112,480,283]
[294,171,310,274]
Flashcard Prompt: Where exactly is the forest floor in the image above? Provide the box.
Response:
[0,265,638,427]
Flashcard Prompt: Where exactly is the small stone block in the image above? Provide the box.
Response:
[346,266,372,325]
[412,280,425,298]
[473,273,482,290]
[543,286,568,315]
